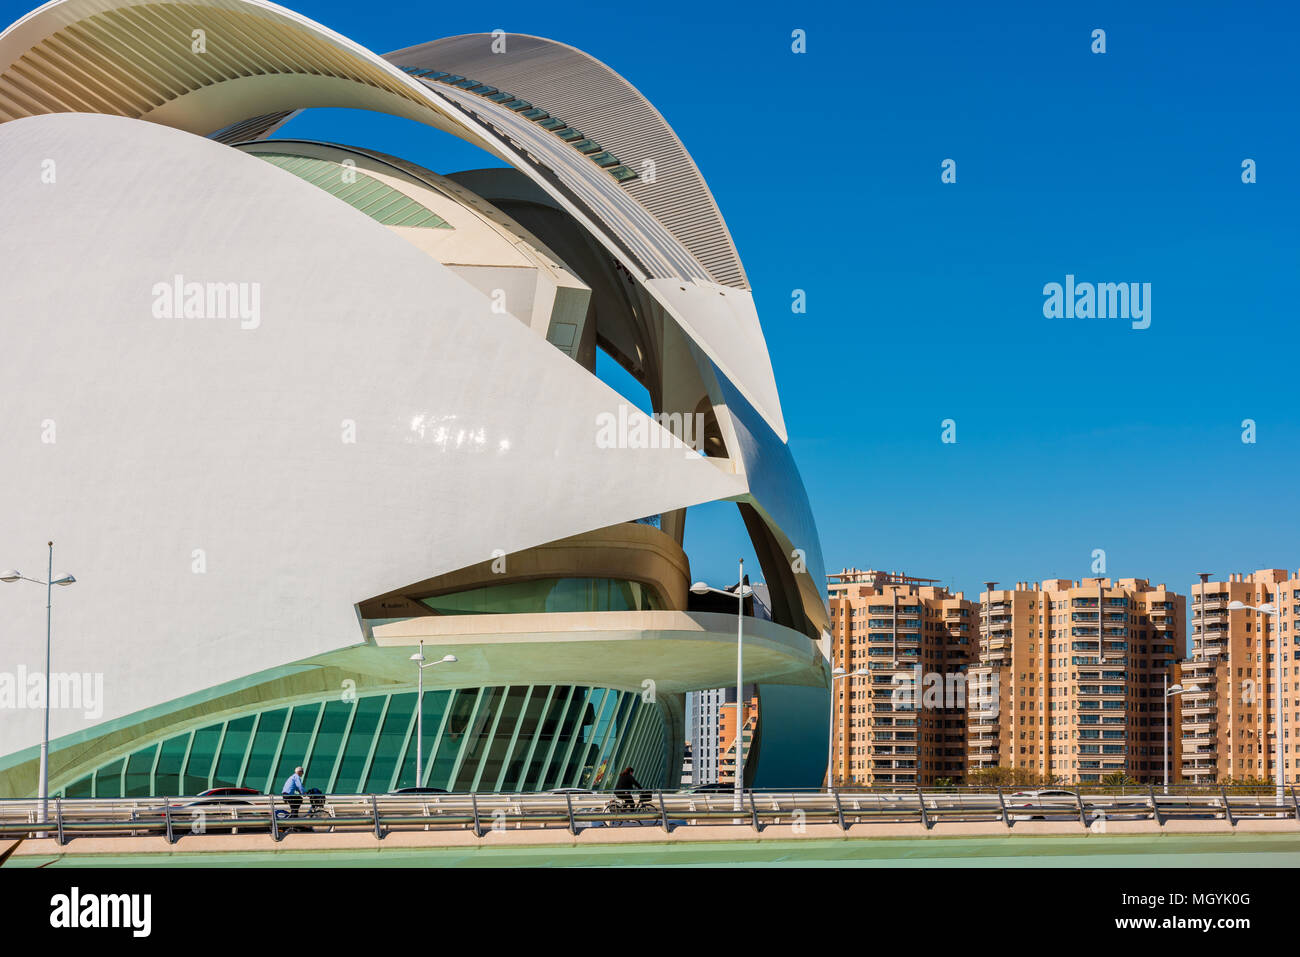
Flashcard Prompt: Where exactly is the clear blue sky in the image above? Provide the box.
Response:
[6,0,1294,603]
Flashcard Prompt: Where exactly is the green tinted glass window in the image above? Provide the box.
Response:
[364,693,416,792]
[429,690,473,787]
[212,715,254,789]
[609,165,639,182]
[65,774,93,798]
[571,139,602,154]
[274,702,321,790]
[538,117,566,131]
[333,695,385,793]
[556,128,583,141]
[94,758,125,798]
[183,725,222,794]
[475,686,529,790]
[154,732,191,796]
[525,690,568,789]
[251,152,452,229]
[309,699,353,787]
[486,91,514,103]
[395,689,451,788]
[422,577,662,616]
[589,151,619,168]
[241,708,287,792]
[501,689,547,790]
[124,744,157,797]
[520,108,549,121]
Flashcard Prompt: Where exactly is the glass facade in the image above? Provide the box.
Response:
[421,577,662,616]
[57,684,670,798]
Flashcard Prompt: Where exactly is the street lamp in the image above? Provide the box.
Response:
[2,542,76,834]
[1228,599,1281,801]
[410,641,457,788]
[691,559,748,806]
[1162,678,1198,793]
[827,665,867,790]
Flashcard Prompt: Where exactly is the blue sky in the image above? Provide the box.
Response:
[7,0,1293,604]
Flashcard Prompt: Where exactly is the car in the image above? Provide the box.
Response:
[130,787,266,827]
[196,786,262,800]
[546,787,594,795]
[134,786,262,814]
[690,783,737,793]
[390,787,448,794]
[1008,788,1077,820]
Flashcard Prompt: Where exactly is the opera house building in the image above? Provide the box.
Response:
[0,0,830,799]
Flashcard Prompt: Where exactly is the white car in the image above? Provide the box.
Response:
[1008,788,1077,820]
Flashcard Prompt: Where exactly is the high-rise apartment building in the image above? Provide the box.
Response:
[828,570,977,786]
[685,689,725,785]
[1180,569,1300,784]
[970,578,1184,784]
[716,685,758,785]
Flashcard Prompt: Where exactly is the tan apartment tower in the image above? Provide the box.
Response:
[1179,569,1300,784]
[970,578,1184,784]
[827,570,977,786]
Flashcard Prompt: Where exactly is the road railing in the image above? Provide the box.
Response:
[2,785,1296,846]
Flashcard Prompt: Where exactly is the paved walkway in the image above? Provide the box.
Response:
[6,820,1300,867]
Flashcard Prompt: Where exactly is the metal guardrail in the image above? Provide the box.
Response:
[1,786,1297,846]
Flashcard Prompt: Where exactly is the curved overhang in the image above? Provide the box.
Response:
[0,0,787,441]
[359,522,693,620]
[368,610,827,694]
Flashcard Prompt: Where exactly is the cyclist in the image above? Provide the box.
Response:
[615,766,642,808]
[281,766,306,818]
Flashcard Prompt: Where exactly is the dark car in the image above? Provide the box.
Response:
[390,787,448,794]
[690,783,737,793]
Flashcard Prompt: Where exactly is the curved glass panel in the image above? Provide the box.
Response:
[58,684,670,797]
[250,152,454,229]
[422,577,662,615]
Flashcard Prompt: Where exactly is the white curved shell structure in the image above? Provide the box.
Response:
[0,0,829,798]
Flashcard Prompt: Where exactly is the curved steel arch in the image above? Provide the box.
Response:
[385,32,749,292]
[0,0,787,441]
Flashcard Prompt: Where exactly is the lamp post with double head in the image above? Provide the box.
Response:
[2,543,76,832]
[409,642,457,788]
[691,559,748,808]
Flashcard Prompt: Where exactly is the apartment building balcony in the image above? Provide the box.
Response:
[872,746,918,757]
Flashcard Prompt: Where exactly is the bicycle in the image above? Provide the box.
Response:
[602,791,656,825]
